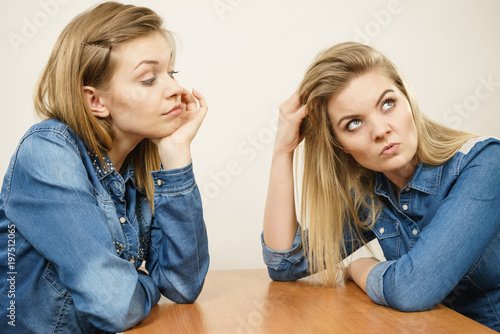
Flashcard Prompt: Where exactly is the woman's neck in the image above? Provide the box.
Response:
[383,157,418,193]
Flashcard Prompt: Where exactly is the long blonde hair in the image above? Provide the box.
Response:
[34,2,176,206]
[297,42,477,286]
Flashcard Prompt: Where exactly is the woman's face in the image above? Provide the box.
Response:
[327,70,418,187]
[99,32,183,147]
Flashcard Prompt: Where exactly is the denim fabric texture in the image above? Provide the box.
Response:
[0,119,209,333]
[262,136,500,331]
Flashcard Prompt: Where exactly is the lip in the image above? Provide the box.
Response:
[380,143,400,156]
[163,104,182,117]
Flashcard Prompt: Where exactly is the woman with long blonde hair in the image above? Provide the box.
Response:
[0,2,209,333]
[262,42,500,331]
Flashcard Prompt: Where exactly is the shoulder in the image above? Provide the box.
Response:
[457,136,500,155]
[21,119,79,147]
[11,119,87,174]
[442,136,500,186]
[455,136,500,167]
[13,119,89,162]
[2,119,93,206]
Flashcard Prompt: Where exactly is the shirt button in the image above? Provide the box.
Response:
[412,229,418,236]
[379,228,385,234]
[129,257,136,264]
[402,204,409,211]
[119,217,126,224]
[405,187,411,192]
[157,179,163,187]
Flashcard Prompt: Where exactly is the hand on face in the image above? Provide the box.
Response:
[151,88,207,169]
[153,88,207,146]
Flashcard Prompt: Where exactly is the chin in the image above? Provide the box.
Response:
[160,119,181,133]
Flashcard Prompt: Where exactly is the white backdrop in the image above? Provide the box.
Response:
[1,0,499,270]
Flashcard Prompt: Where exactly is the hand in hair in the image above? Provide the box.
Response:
[262,92,305,252]
[151,88,208,169]
[273,92,307,157]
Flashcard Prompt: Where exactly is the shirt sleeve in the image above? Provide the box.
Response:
[366,142,500,311]
[3,130,160,332]
[145,162,209,303]
[261,223,309,281]
[262,220,376,281]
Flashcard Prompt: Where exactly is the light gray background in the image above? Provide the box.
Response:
[1,0,499,270]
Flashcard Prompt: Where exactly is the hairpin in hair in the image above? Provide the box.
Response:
[81,42,110,50]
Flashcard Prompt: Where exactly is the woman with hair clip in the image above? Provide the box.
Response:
[0,2,209,333]
[262,42,500,331]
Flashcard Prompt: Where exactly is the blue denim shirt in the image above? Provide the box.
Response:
[0,119,209,333]
[262,136,500,331]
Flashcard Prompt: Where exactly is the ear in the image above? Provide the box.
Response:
[83,86,109,118]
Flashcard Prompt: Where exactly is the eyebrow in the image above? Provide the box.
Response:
[134,60,159,71]
[375,89,394,108]
[336,89,395,127]
[134,53,172,69]
[336,113,362,127]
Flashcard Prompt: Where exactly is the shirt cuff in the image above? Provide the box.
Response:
[151,162,195,195]
[261,223,304,270]
[366,260,395,306]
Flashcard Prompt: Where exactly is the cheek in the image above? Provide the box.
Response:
[129,86,153,104]
[104,87,133,112]
[108,83,151,111]
[404,113,418,138]
[337,136,367,157]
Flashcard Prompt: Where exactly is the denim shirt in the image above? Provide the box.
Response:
[262,136,500,331]
[0,119,209,333]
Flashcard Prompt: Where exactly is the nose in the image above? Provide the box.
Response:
[164,75,183,100]
[371,115,391,141]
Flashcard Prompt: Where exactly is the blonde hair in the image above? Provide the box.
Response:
[34,2,176,206]
[297,42,477,286]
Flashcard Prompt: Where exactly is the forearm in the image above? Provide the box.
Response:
[147,164,209,303]
[348,257,380,293]
[157,142,192,170]
[263,152,298,251]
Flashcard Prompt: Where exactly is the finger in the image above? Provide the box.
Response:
[290,93,301,111]
[280,92,301,115]
[181,88,196,104]
[192,88,208,113]
[279,93,295,111]
[297,103,307,119]
[181,88,197,112]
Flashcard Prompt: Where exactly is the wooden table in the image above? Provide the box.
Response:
[125,269,496,333]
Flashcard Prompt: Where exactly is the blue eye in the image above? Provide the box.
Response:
[381,98,396,111]
[141,76,157,85]
[346,119,362,131]
[168,71,179,79]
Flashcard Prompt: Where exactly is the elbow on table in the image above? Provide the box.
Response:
[386,292,440,313]
[175,288,202,304]
[162,279,206,304]
[267,267,300,282]
[91,303,146,333]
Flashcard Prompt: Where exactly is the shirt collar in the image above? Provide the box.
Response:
[88,151,116,180]
[87,151,135,184]
[121,164,135,184]
[375,162,443,197]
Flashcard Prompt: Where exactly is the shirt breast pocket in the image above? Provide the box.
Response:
[372,218,401,261]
